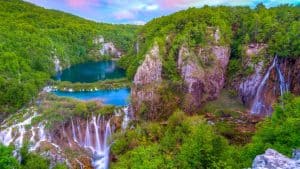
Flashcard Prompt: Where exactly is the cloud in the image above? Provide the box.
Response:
[132,20,146,25]
[65,0,99,9]
[113,10,135,20]
[145,4,159,11]
[157,0,198,9]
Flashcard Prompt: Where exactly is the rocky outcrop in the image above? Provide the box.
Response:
[252,149,300,169]
[237,44,268,108]
[178,45,230,112]
[93,36,122,58]
[100,42,122,58]
[131,44,162,119]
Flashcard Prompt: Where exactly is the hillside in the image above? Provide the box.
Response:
[0,2,299,169]
[0,0,138,114]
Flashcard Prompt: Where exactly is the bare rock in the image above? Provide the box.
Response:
[133,44,161,85]
[252,149,300,169]
[131,44,162,119]
[178,45,230,112]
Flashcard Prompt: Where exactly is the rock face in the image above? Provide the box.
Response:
[93,36,122,58]
[237,44,268,108]
[100,42,122,58]
[252,149,300,169]
[177,45,230,112]
[131,44,162,119]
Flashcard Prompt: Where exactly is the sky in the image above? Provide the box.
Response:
[24,0,300,25]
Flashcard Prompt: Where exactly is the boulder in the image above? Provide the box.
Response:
[252,149,300,169]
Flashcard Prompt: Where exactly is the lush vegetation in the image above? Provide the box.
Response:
[51,78,131,91]
[111,94,300,168]
[31,93,116,129]
[119,4,299,80]
[0,0,137,114]
[111,110,240,168]
[0,144,67,169]
[241,94,300,166]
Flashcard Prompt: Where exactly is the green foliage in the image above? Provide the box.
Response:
[0,0,137,114]
[111,110,240,169]
[240,94,300,167]
[0,144,20,169]
[53,78,131,91]
[53,163,68,169]
[20,143,50,169]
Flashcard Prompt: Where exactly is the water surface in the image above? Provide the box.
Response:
[52,88,130,106]
[57,61,125,83]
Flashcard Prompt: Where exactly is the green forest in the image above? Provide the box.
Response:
[119,4,300,80]
[0,0,137,114]
[0,0,299,169]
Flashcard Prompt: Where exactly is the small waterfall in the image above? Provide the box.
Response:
[54,56,62,80]
[84,119,92,149]
[71,118,78,143]
[251,57,277,114]
[121,107,131,130]
[275,59,289,95]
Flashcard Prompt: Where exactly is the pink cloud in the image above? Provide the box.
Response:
[157,0,198,9]
[113,10,135,20]
[65,0,99,9]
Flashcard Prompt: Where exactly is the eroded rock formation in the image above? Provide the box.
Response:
[131,44,162,119]
[178,45,230,112]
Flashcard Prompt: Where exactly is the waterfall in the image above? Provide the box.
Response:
[0,106,129,169]
[84,119,92,149]
[250,57,277,114]
[93,116,101,152]
[71,118,78,143]
[121,107,130,130]
[275,59,289,95]
[54,56,62,80]
[92,118,111,169]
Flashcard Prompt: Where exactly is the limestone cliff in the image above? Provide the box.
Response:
[178,45,230,112]
[131,44,162,119]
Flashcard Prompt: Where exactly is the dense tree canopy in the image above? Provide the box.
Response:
[119,4,300,79]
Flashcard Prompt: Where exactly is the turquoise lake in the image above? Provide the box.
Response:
[52,88,130,106]
[56,60,125,83]
[53,61,130,106]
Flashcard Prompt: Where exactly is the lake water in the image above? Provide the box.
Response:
[56,60,125,83]
[53,61,130,106]
[52,88,130,106]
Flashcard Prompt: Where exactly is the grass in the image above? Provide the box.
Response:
[200,89,246,115]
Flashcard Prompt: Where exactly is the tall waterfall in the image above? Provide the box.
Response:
[275,59,289,95]
[250,57,277,114]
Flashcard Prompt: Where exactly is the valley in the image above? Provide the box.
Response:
[0,1,299,169]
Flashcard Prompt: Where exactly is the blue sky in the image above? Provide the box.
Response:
[24,0,300,24]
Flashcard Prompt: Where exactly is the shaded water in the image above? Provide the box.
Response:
[56,61,125,83]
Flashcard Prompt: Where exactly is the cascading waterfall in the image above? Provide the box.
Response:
[0,106,130,169]
[251,57,277,114]
[275,59,289,95]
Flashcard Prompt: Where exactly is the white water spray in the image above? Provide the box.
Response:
[251,57,277,114]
